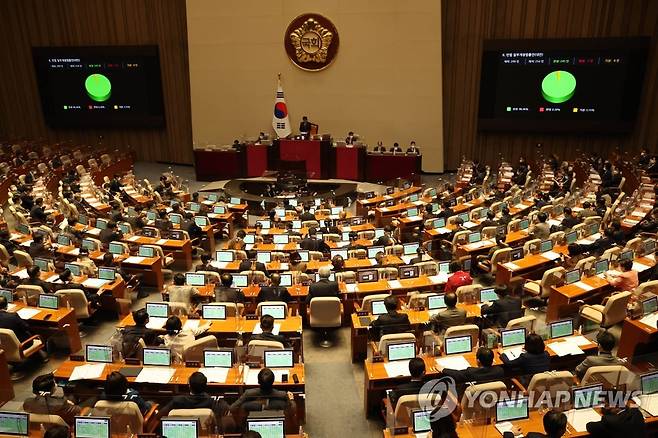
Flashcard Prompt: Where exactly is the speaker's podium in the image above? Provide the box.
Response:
[273,127,332,179]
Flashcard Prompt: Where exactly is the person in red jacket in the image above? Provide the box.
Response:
[444,261,472,292]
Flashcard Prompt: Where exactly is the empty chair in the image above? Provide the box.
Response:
[378,267,398,280]
[460,381,507,420]
[523,267,565,300]
[309,297,342,347]
[214,302,243,317]
[14,250,33,268]
[361,294,391,313]
[414,261,438,276]
[246,339,284,360]
[455,284,482,303]
[0,329,45,380]
[15,285,43,307]
[168,408,216,433]
[240,270,266,285]
[581,365,637,390]
[478,247,511,275]
[393,393,433,426]
[55,289,92,323]
[579,291,631,329]
[93,400,145,434]
[524,371,575,405]
[444,324,479,350]
[256,301,288,317]
[506,315,536,332]
[28,414,67,429]
[335,271,356,283]
[182,336,218,363]
[378,333,416,359]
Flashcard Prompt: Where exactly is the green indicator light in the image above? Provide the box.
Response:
[541,70,576,104]
[85,73,111,102]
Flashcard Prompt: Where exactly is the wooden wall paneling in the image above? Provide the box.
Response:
[0,0,192,164]
[442,0,658,170]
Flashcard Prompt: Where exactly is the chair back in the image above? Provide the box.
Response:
[444,324,479,350]
[28,414,67,429]
[575,256,596,272]
[256,301,288,317]
[348,249,366,259]
[407,293,437,309]
[308,251,323,261]
[183,336,218,363]
[540,267,566,298]
[15,285,43,307]
[168,408,216,433]
[168,302,189,316]
[455,284,482,303]
[240,270,266,284]
[0,329,22,362]
[55,289,90,319]
[309,297,342,328]
[625,237,643,254]
[110,241,130,254]
[247,340,284,360]
[527,371,574,405]
[0,244,9,264]
[394,393,433,426]
[378,267,398,280]
[489,248,512,274]
[601,291,631,327]
[386,245,403,256]
[635,280,658,296]
[582,365,637,390]
[93,400,144,434]
[460,381,507,420]
[361,293,390,313]
[378,333,416,357]
[523,239,541,255]
[414,261,438,276]
[214,302,242,317]
[14,250,33,268]
[506,315,536,332]
[335,271,356,283]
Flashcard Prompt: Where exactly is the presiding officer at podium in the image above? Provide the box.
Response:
[299,116,312,139]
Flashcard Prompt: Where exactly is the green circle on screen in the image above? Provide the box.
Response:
[541,70,576,104]
[85,73,112,102]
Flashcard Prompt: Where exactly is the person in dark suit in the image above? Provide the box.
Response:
[373,141,386,153]
[251,315,290,347]
[499,206,512,226]
[560,207,582,231]
[406,141,421,155]
[389,358,428,407]
[22,265,52,294]
[23,373,81,425]
[479,210,498,228]
[108,175,123,194]
[0,230,17,256]
[230,368,290,412]
[0,296,34,343]
[154,210,172,233]
[390,142,403,153]
[370,295,411,340]
[481,285,522,328]
[298,205,315,222]
[373,225,396,247]
[161,372,227,418]
[442,347,504,384]
[503,410,568,438]
[586,406,645,438]
[99,221,123,245]
[127,205,147,231]
[28,234,51,259]
[238,250,269,276]
[30,198,48,223]
[121,309,162,358]
[299,228,330,254]
[195,254,220,273]
[257,273,292,304]
[345,131,356,145]
[500,333,550,383]
[306,266,340,304]
[429,292,466,337]
[215,273,245,303]
[575,331,625,379]
[299,116,312,139]
[437,200,454,219]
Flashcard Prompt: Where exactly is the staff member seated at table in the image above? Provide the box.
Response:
[227,230,247,250]
[389,358,428,407]
[22,265,52,293]
[605,259,639,292]
[257,273,291,304]
[102,371,152,414]
[306,266,340,304]
[167,273,200,310]
[230,368,291,412]
[500,333,550,382]
[347,232,367,251]
[444,261,472,293]
[373,141,386,153]
[28,233,51,259]
[481,286,522,328]
[586,403,646,437]
[575,331,624,379]
[437,200,454,219]
[369,295,411,340]
[429,292,466,338]
[30,198,49,223]
[76,247,98,277]
[406,141,421,155]
[442,347,504,384]
[23,373,80,425]
[121,308,162,358]
[252,314,290,348]
[238,250,269,276]
[503,409,568,438]
[161,371,228,418]
[161,316,211,363]
[99,221,123,245]
[530,212,551,240]
[390,142,403,153]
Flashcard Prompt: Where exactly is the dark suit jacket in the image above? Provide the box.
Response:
[238,260,268,276]
[299,212,315,222]
[161,392,220,416]
[257,286,291,304]
[374,235,394,247]
[251,331,290,348]
[28,242,51,259]
[370,311,411,339]
[307,279,340,303]
[300,237,329,253]
[299,120,312,133]
[154,218,172,232]
[22,277,51,294]
[442,366,504,384]
[215,286,245,303]
[586,408,645,438]
[501,351,550,376]
[230,387,289,411]
[30,206,48,222]
[0,310,32,341]
[481,296,523,327]
[430,307,467,333]
[389,380,427,407]
[99,228,122,244]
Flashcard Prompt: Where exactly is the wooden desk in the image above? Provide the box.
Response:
[10,303,82,353]
[357,187,423,215]
[547,275,611,322]
[618,317,658,362]
[496,246,568,285]
[119,255,164,291]
[123,235,193,271]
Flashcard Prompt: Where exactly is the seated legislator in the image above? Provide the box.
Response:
[586,405,646,437]
[161,316,211,363]
[500,333,550,383]
[76,247,98,277]
[161,371,228,418]
[288,251,307,273]
[121,308,162,358]
[479,210,498,228]
[251,314,290,348]
[167,273,200,310]
[22,265,52,293]
[227,230,247,250]
[442,347,504,384]
[503,409,568,438]
[215,273,245,303]
[99,221,123,245]
[560,207,582,231]
[28,233,51,259]
[30,198,49,223]
[444,261,473,293]
[230,368,291,412]
[481,286,522,328]
[299,228,330,253]
[23,373,81,425]
[605,259,639,292]
[154,210,173,233]
[369,295,411,340]
[373,225,396,247]
[306,266,340,303]
[257,273,291,304]
[429,292,466,338]
[238,250,269,276]
[101,371,152,414]
[389,357,429,407]
[195,254,220,274]
[530,212,551,240]
[575,331,625,379]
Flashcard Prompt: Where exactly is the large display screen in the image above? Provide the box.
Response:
[478,38,649,133]
[33,45,165,128]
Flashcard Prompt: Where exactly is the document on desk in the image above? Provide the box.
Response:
[67,248,80,256]
[463,221,477,229]
[128,235,141,242]
[211,261,229,269]
[20,240,33,247]
[124,256,146,264]
[183,319,200,331]
[541,251,561,261]
[564,335,592,346]
[502,346,524,360]
[436,356,471,371]
[46,274,61,283]
[635,394,658,416]
[623,219,640,226]
[547,219,562,227]
[640,312,658,327]
[252,323,280,335]
[633,261,652,272]
[245,368,264,385]
[632,211,646,217]
[156,239,168,245]
[401,255,414,264]
[548,340,584,357]
[387,280,402,289]
[12,269,29,279]
[503,262,520,270]
[567,408,601,432]
[428,274,447,285]
[82,278,111,289]
[384,360,411,377]
[573,281,594,291]
[344,283,358,293]
[17,308,40,320]
[198,367,230,383]
[434,227,452,235]
[69,363,106,381]
[135,367,175,384]
[145,317,167,330]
